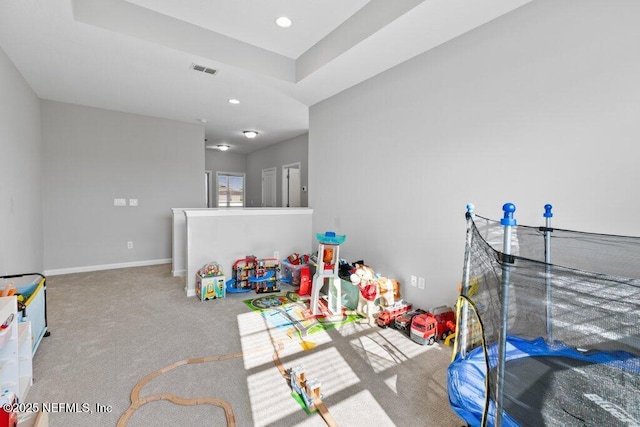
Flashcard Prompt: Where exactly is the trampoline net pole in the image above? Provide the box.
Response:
[459,204,475,359]
[496,203,516,427]
[543,204,553,343]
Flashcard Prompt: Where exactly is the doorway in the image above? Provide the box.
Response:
[262,167,277,207]
[282,162,301,207]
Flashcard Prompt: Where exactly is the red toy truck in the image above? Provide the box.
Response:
[376,301,412,328]
[394,308,427,334]
[410,305,456,345]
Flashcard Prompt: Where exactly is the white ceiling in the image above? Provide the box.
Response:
[0,0,533,154]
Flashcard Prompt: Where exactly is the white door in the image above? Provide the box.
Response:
[287,168,301,207]
[282,162,301,207]
[262,168,277,207]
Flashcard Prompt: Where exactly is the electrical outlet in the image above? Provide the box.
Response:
[418,277,425,289]
[274,251,279,260]
[411,275,417,287]
[127,241,133,249]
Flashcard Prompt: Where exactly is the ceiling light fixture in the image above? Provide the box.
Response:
[243,130,259,139]
[228,99,240,104]
[275,16,292,28]
[205,144,230,151]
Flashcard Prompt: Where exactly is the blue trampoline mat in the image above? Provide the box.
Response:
[448,336,640,427]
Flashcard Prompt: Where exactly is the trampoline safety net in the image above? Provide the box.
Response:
[448,208,640,427]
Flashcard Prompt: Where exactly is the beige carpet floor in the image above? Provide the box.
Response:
[25,264,464,427]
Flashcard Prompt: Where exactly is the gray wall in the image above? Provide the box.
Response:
[41,100,204,271]
[246,133,309,207]
[0,46,43,276]
[309,0,640,310]
[205,150,247,207]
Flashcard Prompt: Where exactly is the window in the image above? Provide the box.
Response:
[216,172,245,207]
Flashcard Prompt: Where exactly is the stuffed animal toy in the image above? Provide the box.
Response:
[377,277,396,308]
[392,279,401,301]
[348,264,379,325]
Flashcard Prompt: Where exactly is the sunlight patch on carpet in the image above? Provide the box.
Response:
[328,389,395,425]
[246,346,359,426]
[293,347,360,396]
[247,365,300,427]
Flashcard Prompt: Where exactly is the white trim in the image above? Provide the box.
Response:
[185,288,196,297]
[172,269,186,277]
[184,207,312,218]
[44,258,172,276]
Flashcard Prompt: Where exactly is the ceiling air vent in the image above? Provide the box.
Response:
[190,63,217,76]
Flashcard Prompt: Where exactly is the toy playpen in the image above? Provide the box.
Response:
[448,204,639,427]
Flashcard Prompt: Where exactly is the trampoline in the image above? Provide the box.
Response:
[448,204,640,427]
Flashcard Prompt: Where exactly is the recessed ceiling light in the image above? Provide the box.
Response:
[275,16,292,28]
[243,130,259,139]
[228,99,240,104]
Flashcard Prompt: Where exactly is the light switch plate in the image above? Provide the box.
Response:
[114,198,126,206]
[129,199,138,206]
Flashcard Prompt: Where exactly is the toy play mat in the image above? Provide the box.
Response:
[244,292,359,338]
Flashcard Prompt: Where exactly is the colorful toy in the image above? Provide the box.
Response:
[280,254,311,287]
[347,263,380,325]
[394,308,427,334]
[376,300,412,328]
[289,366,323,412]
[298,266,311,296]
[286,252,309,266]
[195,262,225,301]
[310,232,345,318]
[377,277,400,308]
[250,258,280,293]
[410,305,456,345]
[226,256,283,294]
[226,256,258,293]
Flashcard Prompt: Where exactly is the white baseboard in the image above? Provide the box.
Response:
[44,258,172,276]
[172,269,186,277]
[185,288,196,297]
